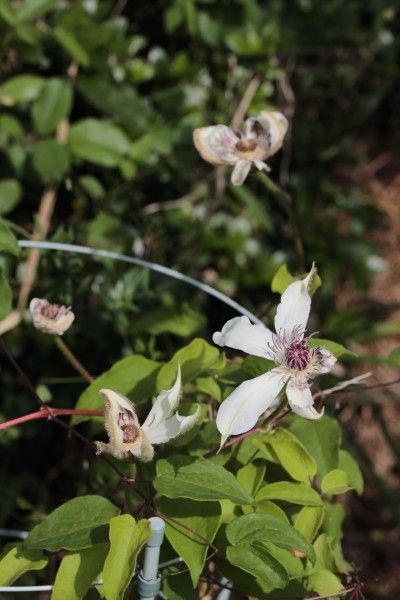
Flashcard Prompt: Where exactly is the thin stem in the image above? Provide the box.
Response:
[258,171,305,270]
[55,337,94,383]
[157,511,218,552]
[221,427,263,449]
[0,408,103,431]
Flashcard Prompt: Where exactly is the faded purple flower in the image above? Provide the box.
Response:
[29,298,75,336]
[193,111,288,186]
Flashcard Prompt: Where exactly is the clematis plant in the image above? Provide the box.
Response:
[95,367,200,462]
[213,265,336,445]
[193,110,288,186]
[30,298,75,336]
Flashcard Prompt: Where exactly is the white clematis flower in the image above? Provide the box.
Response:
[193,111,288,186]
[213,265,337,445]
[95,367,200,462]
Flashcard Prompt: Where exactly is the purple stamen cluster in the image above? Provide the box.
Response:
[286,340,311,370]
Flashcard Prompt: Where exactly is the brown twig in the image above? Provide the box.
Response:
[0,65,78,335]
[230,73,262,130]
[55,337,94,383]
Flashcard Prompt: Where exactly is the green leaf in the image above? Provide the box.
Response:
[227,543,288,589]
[68,119,131,167]
[16,0,57,22]
[32,78,73,135]
[0,219,20,255]
[257,428,317,483]
[263,542,305,579]
[313,534,337,571]
[0,543,48,585]
[256,482,323,507]
[271,264,321,295]
[160,498,221,586]
[132,304,206,338]
[237,463,266,497]
[321,469,351,496]
[154,455,254,505]
[290,416,341,477]
[73,354,161,424]
[77,76,150,136]
[195,376,221,401]
[156,338,225,390]
[53,27,90,66]
[102,515,151,600]
[254,500,290,523]
[309,338,355,358]
[32,140,70,181]
[294,506,325,543]
[0,271,12,319]
[78,175,105,200]
[271,265,295,294]
[338,450,363,495]
[226,514,315,562]
[51,544,109,600]
[307,570,344,599]
[0,179,22,214]
[22,495,120,552]
[0,74,44,104]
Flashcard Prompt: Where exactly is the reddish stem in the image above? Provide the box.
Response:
[0,408,104,431]
[221,427,263,449]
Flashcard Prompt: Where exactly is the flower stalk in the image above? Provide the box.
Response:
[55,337,94,383]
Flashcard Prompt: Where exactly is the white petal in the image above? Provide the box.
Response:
[193,125,238,165]
[314,348,336,374]
[257,111,288,156]
[213,316,273,358]
[253,159,270,171]
[274,264,317,336]
[216,370,285,444]
[231,159,252,185]
[146,405,200,445]
[286,382,324,420]
[142,367,182,431]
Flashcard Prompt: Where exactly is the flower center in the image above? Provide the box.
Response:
[235,139,258,153]
[285,340,311,371]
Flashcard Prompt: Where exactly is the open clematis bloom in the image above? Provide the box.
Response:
[95,368,200,462]
[213,265,337,446]
[30,298,75,336]
[193,111,288,186]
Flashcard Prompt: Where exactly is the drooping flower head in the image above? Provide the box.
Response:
[95,367,200,462]
[193,111,288,186]
[213,265,336,446]
[29,298,75,336]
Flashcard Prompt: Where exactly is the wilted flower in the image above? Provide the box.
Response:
[213,265,336,446]
[95,368,200,462]
[193,111,288,186]
[29,298,75,336]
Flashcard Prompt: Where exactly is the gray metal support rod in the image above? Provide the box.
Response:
[137,517,165,600]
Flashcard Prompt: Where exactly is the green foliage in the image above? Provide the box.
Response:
[73,355,161,423]
[52,544,109,600]
[161,498,221,586]
[0,219,20,256]
[0,543,48,585]
[22,496,120,552]
[102,515,151,600]
[155,456,253,505]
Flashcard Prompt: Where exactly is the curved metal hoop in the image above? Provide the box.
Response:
[18,240,262,325]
